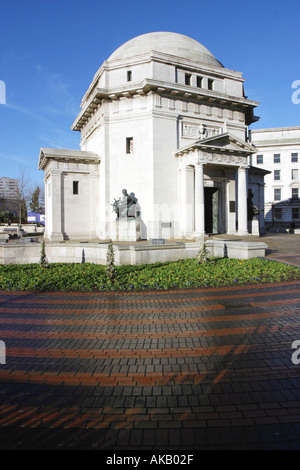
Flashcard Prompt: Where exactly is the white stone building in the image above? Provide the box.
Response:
[38,32,263,242]
[250,127,300,231]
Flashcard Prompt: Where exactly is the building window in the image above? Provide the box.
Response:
[274,153,281,163]
[207,78,214,90]
[126,137,133,154]
[256,154,263,164]
[292,169,299,180]
[292,188,299,200]
[292,208,300,219]
[274,208,282,220]
[274,188,281,201]
[127,70,132,82]
[73,181,79,195]
[196,76,203,88]
[292,152,298,162]
[274,170,281,180]
[185,73,191,85]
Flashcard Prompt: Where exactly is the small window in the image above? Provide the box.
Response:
[292,208,300,219]
[274,153,281,163]
[292,169,299,180]
[196,76,203,88]
[274,170,281,181]
[256,154,263,164]
[292,188,299,200]
[127,70,132,82]
[208,79,214,90]
[73,181,79,195]
[292,153,298,162]
[274,188,281,201]
[185,73,191,85]
[274,208,282,220]
[126,137,133,154]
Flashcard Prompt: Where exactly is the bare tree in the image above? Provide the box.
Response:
[17,166,31,224]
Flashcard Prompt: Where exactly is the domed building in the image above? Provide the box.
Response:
[38,32,263,243]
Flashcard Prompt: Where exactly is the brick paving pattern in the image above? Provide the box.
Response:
[0,282,300,450]
[0,278,299,450]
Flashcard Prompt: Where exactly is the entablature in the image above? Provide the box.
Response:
[38,148,100,172]
[177,149,249,170]
[71,78,259,132]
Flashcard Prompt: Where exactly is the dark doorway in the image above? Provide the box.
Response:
[205,187,218,234]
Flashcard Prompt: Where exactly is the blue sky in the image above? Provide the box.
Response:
[1,0,299,187]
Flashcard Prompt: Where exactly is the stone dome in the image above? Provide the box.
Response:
[108,32,224,68]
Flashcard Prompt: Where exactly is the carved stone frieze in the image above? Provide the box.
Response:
[182,121,223,140]
[178,149,247,169]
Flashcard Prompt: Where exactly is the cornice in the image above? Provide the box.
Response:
[38,148,100,171]
[251,138,300,147]
[72,79,259,132]
[251,126,300,133]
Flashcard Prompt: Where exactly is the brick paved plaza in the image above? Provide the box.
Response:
[0,276,299,450]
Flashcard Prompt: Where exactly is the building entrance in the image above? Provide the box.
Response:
[205,187,219,234]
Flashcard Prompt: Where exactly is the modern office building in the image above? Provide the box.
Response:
[250,127,300,231]
[0,177,19,213]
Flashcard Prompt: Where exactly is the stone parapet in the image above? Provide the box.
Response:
[0,238,268,265]
[205,239,267,259]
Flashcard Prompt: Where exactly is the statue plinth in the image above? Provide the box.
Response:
[248,217,260,235]
[111,217,142,242]
[110,188,142,241]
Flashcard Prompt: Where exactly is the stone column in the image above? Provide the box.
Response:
[179,166,188,235]
[226,177,236,234]
[43,177,48,239]
[255,183,265,234]
[178,165,194,237]
[49,170,64,241]
[237,167,248,235]
[194,162,205,235]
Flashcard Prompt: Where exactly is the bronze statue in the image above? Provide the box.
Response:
[247,191,260,221]
[112,189,139,219]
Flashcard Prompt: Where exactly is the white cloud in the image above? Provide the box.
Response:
[36,128,80,150]
[35,64,78,116]
[0,151,29,166]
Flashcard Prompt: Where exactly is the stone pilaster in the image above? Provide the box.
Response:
[49,170,64,241]
[237,167,248,235]
[178,165,194,237]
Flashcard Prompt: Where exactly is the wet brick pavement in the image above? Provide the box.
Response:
[0,279,299,450]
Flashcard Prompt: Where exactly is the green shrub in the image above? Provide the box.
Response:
[197,243,210,264]
[105,239,115,282]
[0,257,299,292]
[40,240,48,268]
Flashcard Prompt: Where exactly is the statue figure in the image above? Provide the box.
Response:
[247,191,260,221]
[119,189,133,218]
[112,189,138,219]
[198,124,208,139]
